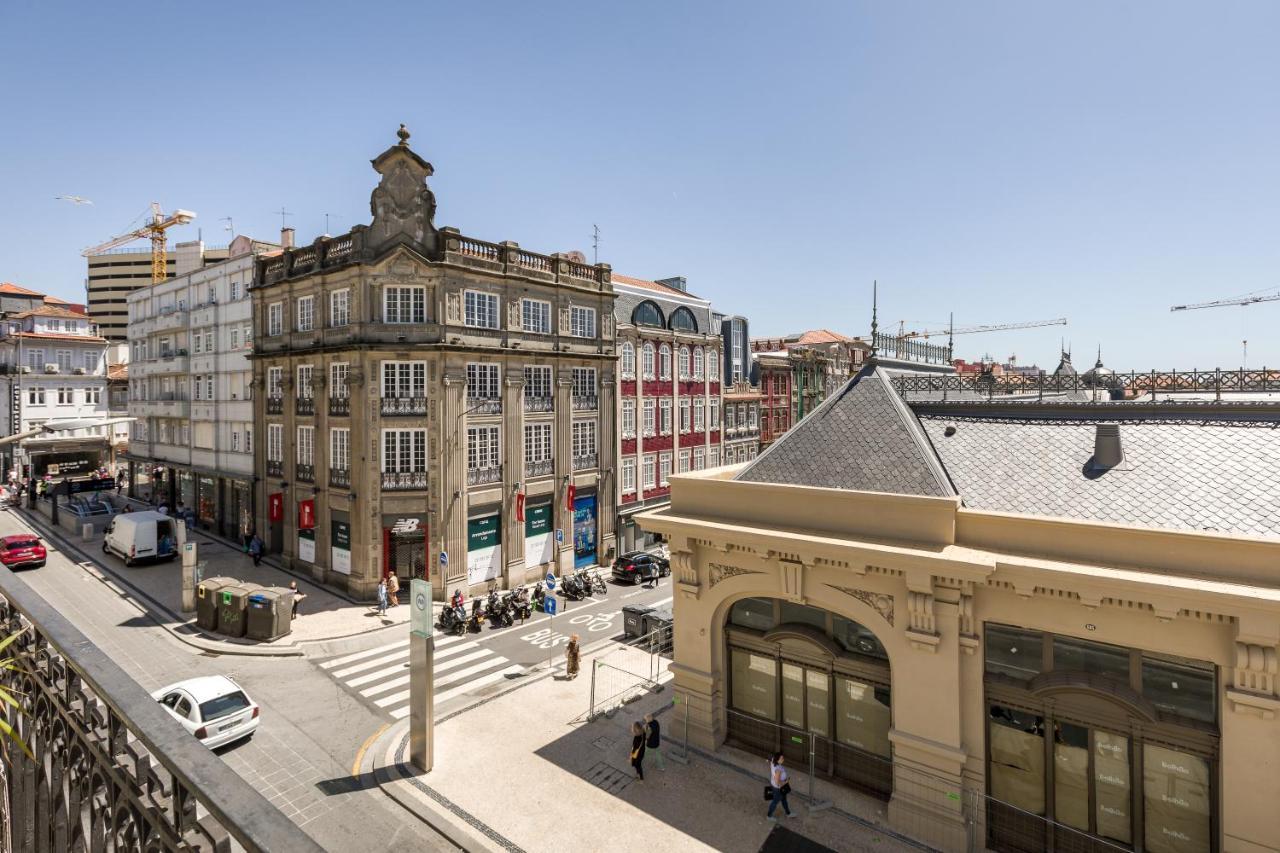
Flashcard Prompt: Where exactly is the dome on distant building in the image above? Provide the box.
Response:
[1082,346,1118,387]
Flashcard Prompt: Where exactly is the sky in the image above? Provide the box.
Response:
[2,1,1278,370]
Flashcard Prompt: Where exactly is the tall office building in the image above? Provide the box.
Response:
[86,242,230,341]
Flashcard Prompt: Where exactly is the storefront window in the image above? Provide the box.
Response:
[833,615,887,660]
[729,598,775,631]
[779,601,827,632]
[984,625,1043,682]
[988,705,1045,814]
[1143,744,1211,853]
[1142,655,1216,725]
[834,676,890,757]
[1053,722,1090,831]
[1053,636,1130,682]
[806,669,830,737]
[781,663,804,729]
[730,648,776,720]
[1095,731,1131,844]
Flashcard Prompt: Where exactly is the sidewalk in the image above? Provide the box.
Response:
[370,654,926,853]
[14,506,408,657]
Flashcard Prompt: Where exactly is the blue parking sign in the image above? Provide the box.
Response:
[544,596,557,616]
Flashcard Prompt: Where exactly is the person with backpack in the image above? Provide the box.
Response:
[645,713,664,771]
[767,752,796,821]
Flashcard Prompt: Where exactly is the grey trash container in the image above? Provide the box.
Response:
[623,604,654,640]
[196,576,237,630]
[246,587,293,641]
[217,582,262,638]
[643,605,674,652]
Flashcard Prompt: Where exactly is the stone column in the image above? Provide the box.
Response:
[503,369,526,586]
[440,371,467,594]
[554,370,574,573]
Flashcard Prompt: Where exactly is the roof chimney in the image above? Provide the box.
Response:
[281,227,295,249]
[1092,424,1124,470]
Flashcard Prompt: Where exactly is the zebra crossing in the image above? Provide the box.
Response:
[316,632,523,720]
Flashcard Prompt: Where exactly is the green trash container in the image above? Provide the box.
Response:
[196,576,237,631]
[216,582,262,638]
[246,587,293,641]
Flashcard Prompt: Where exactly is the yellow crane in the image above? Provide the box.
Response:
[898,316,1067,340]
[81,202,196,283]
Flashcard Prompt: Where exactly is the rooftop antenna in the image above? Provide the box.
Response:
[592,224,601,265]
[947,312,954,362]
[324,213,341,235]
[1243,339,1248,369]
[220,216,235,238]
[276,206,292,229]
[870,280,878,357]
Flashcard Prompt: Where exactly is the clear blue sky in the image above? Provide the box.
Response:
[3,2,1277,370]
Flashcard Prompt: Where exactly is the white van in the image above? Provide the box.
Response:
[102,511,187,566]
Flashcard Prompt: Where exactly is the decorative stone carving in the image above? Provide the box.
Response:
[446,291,461,324]
[368,124,439,257]
[907,590,936,634]
[1229,641,1280,718]
[827,585,894,627]
[708,563,758,587]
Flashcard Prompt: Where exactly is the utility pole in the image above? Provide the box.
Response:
[592,224,600,265]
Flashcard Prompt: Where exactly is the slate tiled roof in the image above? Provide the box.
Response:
[918,417,1280,538]
[736,367,955,497]
[612,274,716,335]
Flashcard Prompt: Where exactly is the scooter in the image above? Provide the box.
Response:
[438,603,467,636]
[509,587,533,623]
[532,584,547,612]
[486,589,512,628]
[586,569,607,596]
[467,598,485,633]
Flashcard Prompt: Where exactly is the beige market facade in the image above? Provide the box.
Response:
[640,467,1279,853]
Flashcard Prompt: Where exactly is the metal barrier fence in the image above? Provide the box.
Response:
[588,659,662,721]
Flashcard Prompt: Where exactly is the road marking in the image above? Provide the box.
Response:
[352,722,390,776]
[346,660,412,688]
[324,633,468,674]
[388,664,525,718]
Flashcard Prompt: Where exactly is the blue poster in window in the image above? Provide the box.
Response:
[572,494,597,569]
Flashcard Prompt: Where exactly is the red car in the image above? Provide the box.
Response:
[0,535,45,570]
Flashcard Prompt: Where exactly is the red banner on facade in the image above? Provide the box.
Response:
[566,483,576,512]
[515,492,525,522]
[268,493,283,522]
[298,499,315,530]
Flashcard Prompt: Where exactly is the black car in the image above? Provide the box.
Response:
[611,551,670,584]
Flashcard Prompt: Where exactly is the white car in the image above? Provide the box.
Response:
[153,675,260,749]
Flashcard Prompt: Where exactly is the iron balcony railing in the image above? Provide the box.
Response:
[467,465,502,486]
[467,396,502,415]
[524,396,554,413]
[382,470,427,490]
[526,458,554,477]
[266,460,283,477]
[573,453,598,471]
[266,396,284,415]
[0,564,324,853]
[329,395,350,416]
[572,394,599,411]
[380,396,427,416]
[330,468,350,488]
[891,367,1280,402]
[296,396,314,416]
[296,463,314,482]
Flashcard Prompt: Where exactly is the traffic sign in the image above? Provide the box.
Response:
[439,550,449,567]
[556,528,564,544]
[545,573,556,590]
[544,596,557,616]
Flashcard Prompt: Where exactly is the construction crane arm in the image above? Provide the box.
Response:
[80,225,153,257]
[1170,291,1280,311]
[902,317,1067,339]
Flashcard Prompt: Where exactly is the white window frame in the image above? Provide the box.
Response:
[524,365,552,399]
[678,346,691,380]
[330,427,350,470]
[330,362,350,398]
[268,302,283,336]
[693,346,704,380]
[708,349,719,381]
[749,405,758,429]
[572,420,597,459]
[524,422,553,464]
[620,342,635,378]
[569,306,596,338]
[521,298,552,334]
[296,295,315,332]
[621,458,636,494]
[56,387,72,406]
[621,399,636,438]
[296,426,314,465]
[467,425,501,471]
[330,289,351,327]
[710,447,721,467]
[693,447,705,470]
[659,452,672,486]
[572,367,596,399]
[659,344,672,380]
[642,343,656,380]
[679,398,691,433]
[466,363,500,400]
[726,404,736,430]
[382,429,427,473]
[297,364,314,399]
[267,366,282,398]
[693,398,705,432]
[86,387,101,405]
[643,454,657,489]
[710,398,720,430]
[678,449,691,473]
[642,399,656,437]
[660,398,672,435]
[385,286,426,324]
[464,290,499,329]
[382,361,426,399]
[267,424,283,462]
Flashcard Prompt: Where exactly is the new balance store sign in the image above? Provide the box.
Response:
[467,514,502,586]
[524,502,553,569]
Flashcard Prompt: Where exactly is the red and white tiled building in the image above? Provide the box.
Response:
[613,274,722,553]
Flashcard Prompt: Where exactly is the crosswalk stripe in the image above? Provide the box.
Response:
[387,663,525,718]
[358,647,500,699]
[346,660,410,688]
[331,637,481,681]
[320,632,466,672]
[359,673,411,698]
[373,656,510,709]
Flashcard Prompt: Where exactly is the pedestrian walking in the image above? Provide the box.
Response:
[766,752,796,821]
[565,634,580,679]
[376,578,388,616]
[630,721,647,781]
[645,713,664,770]
[387,572,400,607]
[248,534,263,567]
[289,581,306,619]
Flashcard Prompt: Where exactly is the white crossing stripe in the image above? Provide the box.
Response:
[332,637,480,682]
[388,664,525,719]
[320,632,465,672]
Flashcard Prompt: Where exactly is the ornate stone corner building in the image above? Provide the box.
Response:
[251,127,616,600]
[641,364,1280,853]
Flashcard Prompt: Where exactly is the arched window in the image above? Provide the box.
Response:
[642,343,656,379]
[693,346,705,379]
[620,341,635,378]
[669,306,699,332]
[707,349,719,381]
[632,301,665,328]
[678,346,691,379]
[659,344,672,380]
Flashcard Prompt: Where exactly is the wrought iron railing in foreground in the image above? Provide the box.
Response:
[893,367,1280,402]
[0,568,323,852]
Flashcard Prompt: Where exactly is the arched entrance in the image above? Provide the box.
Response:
[723,596,893,798]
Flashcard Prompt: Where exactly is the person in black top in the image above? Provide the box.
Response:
[644,713,664,770]
[629,720,646,780]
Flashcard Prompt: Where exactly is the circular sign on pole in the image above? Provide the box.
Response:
[439,550,449,567]
[545,573,557,590]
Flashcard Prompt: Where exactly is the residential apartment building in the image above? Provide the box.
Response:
[124,235,275,538]
[88,241,230,341]
[613,274,721,553]
[720,379,761,464]
[752,350,793,448]
[0,306,110,475]
[252,127,615,600]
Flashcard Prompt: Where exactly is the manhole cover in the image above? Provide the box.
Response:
[583,761,633,794]
[592,736,617,751]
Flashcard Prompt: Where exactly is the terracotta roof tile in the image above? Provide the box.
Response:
[12,306,90,320]
[11,332,106,343]
[611,273,702,300]
[797,329,855,345]
[0,283,44,297]
[107,364,128,381]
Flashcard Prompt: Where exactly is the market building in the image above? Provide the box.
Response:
[640,364,1280,853]
[251,126,616,600]
[613,274,722,554]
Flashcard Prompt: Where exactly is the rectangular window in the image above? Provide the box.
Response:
[621,458,636,494]
[521,299,551,334]
[330,362,350,398]
[642,399,656,436]
[570,306,596,338]
[693,447,705,470]
[680,398,691,432]
[984,625,1044,682]
[27,349,45,370]
[244,324,253,345]
[296,295,315,332]
[1143,744,1209,852]
[731,649,777,721]
[572,420,597,458]
[643,454,657,489]
[268,303,283,336]
[231,430,240,452]
[660,398,672,435]
[659,452,672,485]
[267,367,282,397]
[330,289,351,327]
[709,447,720,467]
[244,427,252,452]
[1141,655,1216,724]
[466,363,500,399]
[621,399,636,438]
[193,376,204,401]
[749,406,758,429]
[524,366,552,399]
[693,398,705,431]
[296,426,314,464]
[710,398,720,429]
[1053,636,1130,682]
[56,350,72,371]
[571,367,596,398]
[230,280,241,301]
[464,291,499,328]
[382,361,426,398]
[834,676,891,758]
[524,423,553,463]
[467,425,501,470]
[86,387,101,405]
[230,328,240,350]
[385,286,426,324]
[382,429,427,472]
[330,428,350,470]
[296,364,314,398]
[56,388,72,405]
[678,450,690,472]
[267,424,283,462]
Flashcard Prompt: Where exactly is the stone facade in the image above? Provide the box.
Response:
[251,128,616,600]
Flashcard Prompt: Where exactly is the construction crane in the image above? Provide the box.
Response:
[1170,288,1280,312]
[81,203,196,283]
[899,316,1067,340]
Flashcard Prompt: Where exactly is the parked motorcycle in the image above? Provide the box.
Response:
[509,587,533,622]
[561,573,586,601]
[532,584,547,612]
[486,589,513,628]
[586,569,607,596]
[467,598,485,632]
[438,603,467,636]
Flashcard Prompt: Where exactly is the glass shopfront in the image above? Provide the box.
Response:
[726,597,892,799]
[984,624,1217,853]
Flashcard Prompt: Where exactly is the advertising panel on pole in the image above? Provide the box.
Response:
[523,501,553,569]
[573,493,597,569]
[466,513,502,586]
[331,519,352,575]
